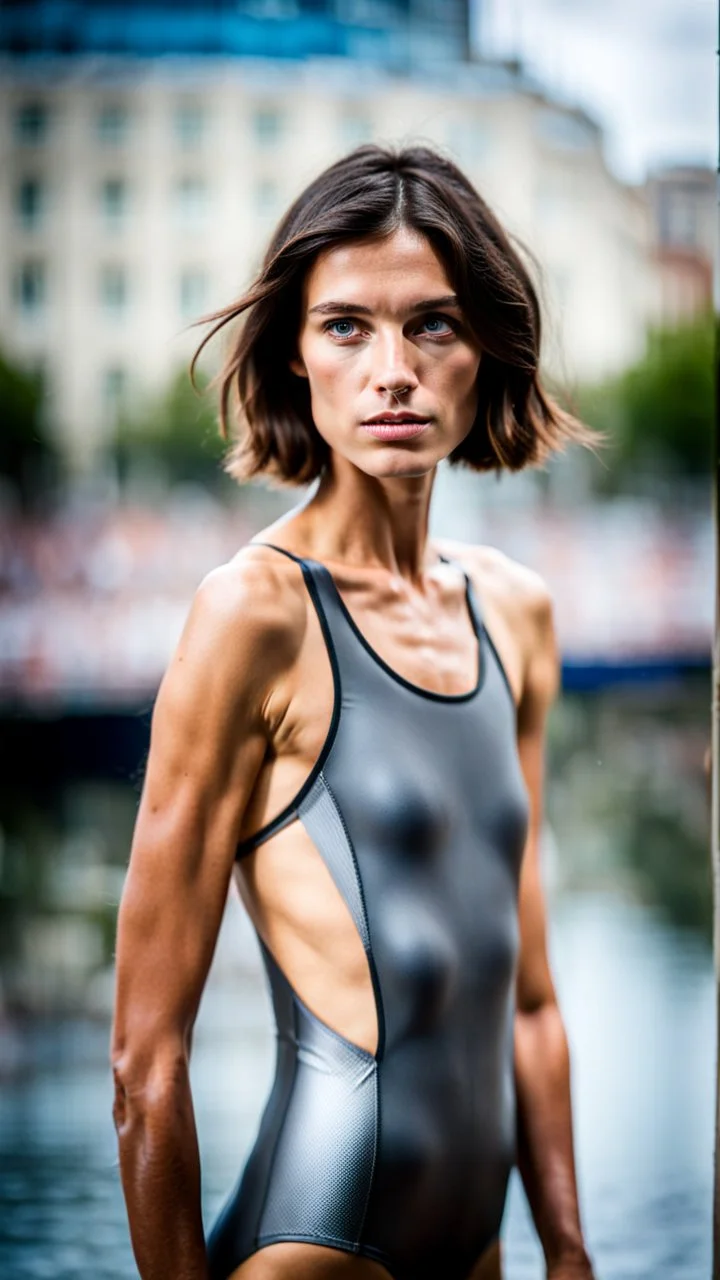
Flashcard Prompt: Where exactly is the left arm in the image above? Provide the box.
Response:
[514,583,594,1280]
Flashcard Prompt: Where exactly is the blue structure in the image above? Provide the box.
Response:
[561,652,710,693]
[0,1,472,66]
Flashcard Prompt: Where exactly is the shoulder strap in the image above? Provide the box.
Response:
[254,540,485,639]
[437,552,484,640]
[250,540,306,565]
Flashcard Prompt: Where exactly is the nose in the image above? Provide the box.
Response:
[371,328,419,399]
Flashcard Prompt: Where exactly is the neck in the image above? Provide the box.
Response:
[303,455,437,581]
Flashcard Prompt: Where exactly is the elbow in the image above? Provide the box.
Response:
[110,1034,189,1135]
[112,1060,129,1136]
[516,970,559,1019]
[109,1035,138,1137]
[516,991,558,1020]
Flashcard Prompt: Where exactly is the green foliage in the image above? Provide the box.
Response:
[622,799,712,937]
[0,350,60,504]
[548,683,712,943]
[577,313,714,489]
[115,367,232,491]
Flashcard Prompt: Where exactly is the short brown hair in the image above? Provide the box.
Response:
[192,144,595,486]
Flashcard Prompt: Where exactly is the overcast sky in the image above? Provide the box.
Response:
[475,0,717,182]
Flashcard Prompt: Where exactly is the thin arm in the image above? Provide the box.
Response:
[110,554,301,1279]
[514,584,594,1277]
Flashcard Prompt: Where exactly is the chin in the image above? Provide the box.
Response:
[360,451,441,480]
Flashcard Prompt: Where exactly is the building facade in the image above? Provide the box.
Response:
[0,54,657,473]
[644,165,715,326]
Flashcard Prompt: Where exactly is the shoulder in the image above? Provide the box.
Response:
[435,537,559,715]
[156,543,310,729]
[436,537,554,633]
[189,543,308,659]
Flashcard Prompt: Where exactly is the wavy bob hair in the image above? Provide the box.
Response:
[193,144,593,485]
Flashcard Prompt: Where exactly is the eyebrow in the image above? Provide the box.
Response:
[308,295,461,316]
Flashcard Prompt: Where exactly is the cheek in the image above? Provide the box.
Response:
[300,335,361,405]
[429,348,480,409]
[449,346,481,386]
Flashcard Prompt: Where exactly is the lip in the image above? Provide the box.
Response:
[360,412,432,441]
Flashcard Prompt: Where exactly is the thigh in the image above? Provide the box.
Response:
[228,1242,394,1280]
[228,1237,503,1280]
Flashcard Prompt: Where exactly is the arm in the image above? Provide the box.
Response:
[514,584,594,1280]
[110,554,301,1280]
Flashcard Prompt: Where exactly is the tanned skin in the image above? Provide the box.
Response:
[111,228,594,1280]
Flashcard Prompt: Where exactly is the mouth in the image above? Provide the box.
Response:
[360,413,432,441]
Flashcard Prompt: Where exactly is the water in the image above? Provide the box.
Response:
[0,888,713,1280]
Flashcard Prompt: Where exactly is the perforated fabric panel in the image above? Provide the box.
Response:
[258,952,378,1246]
[298,773,371,951]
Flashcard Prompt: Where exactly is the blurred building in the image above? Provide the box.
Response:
[1,37,657,474]
[644,165,715,326]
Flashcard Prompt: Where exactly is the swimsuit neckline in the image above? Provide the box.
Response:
[252,540,487,704]
[317,560,486,703]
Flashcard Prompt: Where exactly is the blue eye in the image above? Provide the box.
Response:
[421,315,453,335]
[327,319,356,337]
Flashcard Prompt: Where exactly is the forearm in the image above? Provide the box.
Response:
[113,1061,209,1280]
[514,1001,592,1272]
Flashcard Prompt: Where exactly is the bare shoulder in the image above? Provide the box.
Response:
[190,542,307,658]
[435,537,554,630]
[435,537,559,714]
[154,542,310,733]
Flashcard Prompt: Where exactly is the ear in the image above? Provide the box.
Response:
[289,355,308,379]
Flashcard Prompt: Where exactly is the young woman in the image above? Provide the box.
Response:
[111,145,596,1280]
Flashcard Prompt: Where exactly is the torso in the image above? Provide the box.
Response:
[231,537,526,1058]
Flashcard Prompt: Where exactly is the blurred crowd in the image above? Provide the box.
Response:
[0,493,711,707]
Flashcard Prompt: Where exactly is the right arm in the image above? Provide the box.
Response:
[110,554,302,1280]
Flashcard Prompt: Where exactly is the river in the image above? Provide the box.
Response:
[0,886,712,1280]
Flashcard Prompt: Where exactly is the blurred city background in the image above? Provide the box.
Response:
[0,2,715,1278]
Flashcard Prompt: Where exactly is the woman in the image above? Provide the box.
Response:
[111,145,596,1280]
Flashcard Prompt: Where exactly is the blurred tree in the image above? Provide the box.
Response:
[0,350,61,508]
[577,312,714,492]
[114,367,233,494]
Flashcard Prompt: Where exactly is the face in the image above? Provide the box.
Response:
[291,227,482,480]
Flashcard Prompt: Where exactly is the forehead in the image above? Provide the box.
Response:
[302,227,453,308]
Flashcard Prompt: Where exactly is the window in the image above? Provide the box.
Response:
[179,268,208,319]
[97,103,128,146]
[100,178,128,228]
[100,265,127,315]
[14,101,48,144]
[253,107,283,144]
[175,101,205,149]
[16,178,45,229]
[14,260,46,314]
[660,192,699,249]
[174,177,208,230]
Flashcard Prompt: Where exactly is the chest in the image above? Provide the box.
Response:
[320,673,530,1026]
[324,668,529,888]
